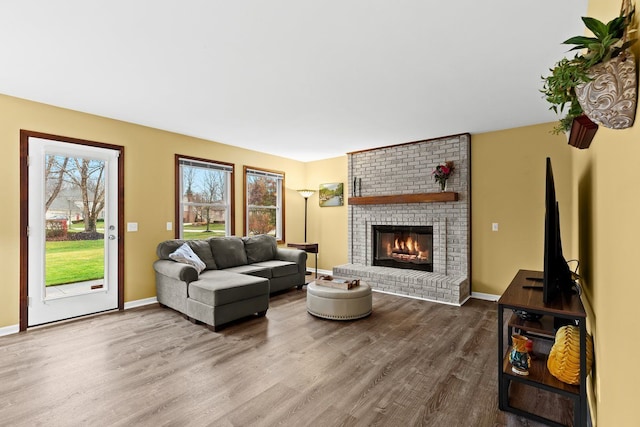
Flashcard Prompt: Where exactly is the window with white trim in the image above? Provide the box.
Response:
[177,156,234,239]
[244,166,285,241]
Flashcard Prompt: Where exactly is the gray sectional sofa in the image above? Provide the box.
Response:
[153,234,307,331]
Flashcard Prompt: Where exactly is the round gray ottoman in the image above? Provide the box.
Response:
[306,281,372,320]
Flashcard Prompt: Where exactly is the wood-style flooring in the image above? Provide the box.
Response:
[0,289,551,426]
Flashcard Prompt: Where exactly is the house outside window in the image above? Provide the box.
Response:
[244,166,285,242]
[176,155,234,239]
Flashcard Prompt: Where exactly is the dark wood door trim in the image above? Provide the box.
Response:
[19,130,125,331]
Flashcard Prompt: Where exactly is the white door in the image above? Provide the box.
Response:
[27,137,120,326]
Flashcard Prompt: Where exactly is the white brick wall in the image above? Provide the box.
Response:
[339,134,470,304]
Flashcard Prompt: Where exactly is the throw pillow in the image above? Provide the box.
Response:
[243,234,277,263]
[169,243,206,273]
[208,237,248,269]
[186,239,217,270]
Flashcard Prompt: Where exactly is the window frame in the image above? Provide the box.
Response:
[243,166,285,243]
[175,154,235,239]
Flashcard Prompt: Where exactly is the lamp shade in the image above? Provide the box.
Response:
[297,189,315,199]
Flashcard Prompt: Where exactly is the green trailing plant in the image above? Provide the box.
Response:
[541,57,590,134]
[541,7,636,134]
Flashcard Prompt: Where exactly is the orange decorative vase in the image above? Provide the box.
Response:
[509,334,532,376]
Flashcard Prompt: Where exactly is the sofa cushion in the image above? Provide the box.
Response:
[251,260,299,278]
[190,271,269,306]
[222,264,272,279]
[186,239,217,270]
[208,237,248,269]
[169,243,206,273]
[242,234,277,264]
[157,239,186,260]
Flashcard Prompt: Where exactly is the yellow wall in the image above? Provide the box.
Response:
[304,156,348,272]
[471,123,574,295]
[575,1,640,425]
[0,93,307,327]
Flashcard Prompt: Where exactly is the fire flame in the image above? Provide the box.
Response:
[386,235,430,261]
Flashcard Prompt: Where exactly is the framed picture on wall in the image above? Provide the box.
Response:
[319,183,344,207]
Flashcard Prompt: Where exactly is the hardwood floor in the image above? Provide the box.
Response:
[0,289,548,426]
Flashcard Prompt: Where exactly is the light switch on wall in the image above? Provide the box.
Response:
[492,223,499,232]
[166,222,173,231]
[127,222,138,232]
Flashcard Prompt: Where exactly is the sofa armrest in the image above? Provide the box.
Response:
[153,259,199,283]
[276,248,307,273]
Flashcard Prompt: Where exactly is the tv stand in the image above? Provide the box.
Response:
[498,269,588,427]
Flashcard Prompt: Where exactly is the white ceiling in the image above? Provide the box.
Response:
[0,1,589,162]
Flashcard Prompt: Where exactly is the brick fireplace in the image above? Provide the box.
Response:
[334,133,471,305]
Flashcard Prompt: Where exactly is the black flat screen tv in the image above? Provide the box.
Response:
[543,157,574,303]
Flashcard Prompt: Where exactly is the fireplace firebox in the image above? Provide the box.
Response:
[372,225,433,272]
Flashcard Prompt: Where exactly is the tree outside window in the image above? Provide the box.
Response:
[244,167,284,241]
[177,156,234,240]
[45,154,105,238]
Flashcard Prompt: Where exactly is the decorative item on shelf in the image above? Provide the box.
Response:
[509,334,532,376]
[547,325,594,385]
[541,0,636,146]
[316,275,360,290]
[432,161,454,192]
[297,189,315,243]
[513,309,543,322]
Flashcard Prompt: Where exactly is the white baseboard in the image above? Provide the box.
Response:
[307,268,333,276]
[0,324,20,337]
[124,296,158,310]
[471,292,500,302]
[0,298,157,337]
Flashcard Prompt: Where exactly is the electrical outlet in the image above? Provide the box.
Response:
[492,223,499,232]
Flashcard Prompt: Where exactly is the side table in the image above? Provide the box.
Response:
[287,242,318,277]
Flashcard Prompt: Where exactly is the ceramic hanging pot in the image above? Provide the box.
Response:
[575,52,637,129]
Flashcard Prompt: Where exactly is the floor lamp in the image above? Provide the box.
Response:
[297,189,315,242]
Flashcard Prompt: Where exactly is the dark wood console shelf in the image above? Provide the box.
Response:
[348,192,458,205]
[498,269,588,427]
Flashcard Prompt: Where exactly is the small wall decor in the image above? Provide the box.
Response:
[319,182,344,207]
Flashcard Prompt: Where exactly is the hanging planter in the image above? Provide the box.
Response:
[541,0,637,146]
[575,52,637,129]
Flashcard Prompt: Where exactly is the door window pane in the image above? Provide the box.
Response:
[44,154,106,298]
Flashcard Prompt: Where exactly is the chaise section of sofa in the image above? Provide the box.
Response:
[153,234,307,331]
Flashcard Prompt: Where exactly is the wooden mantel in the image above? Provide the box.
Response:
[348,192,458,205]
